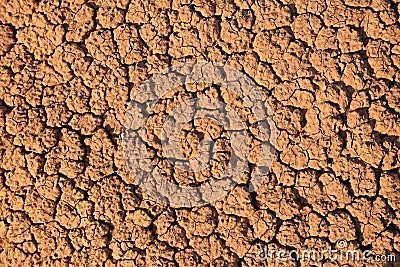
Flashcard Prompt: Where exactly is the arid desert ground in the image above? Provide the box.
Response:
[1,0,400,266]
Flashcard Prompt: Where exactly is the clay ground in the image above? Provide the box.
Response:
[1,0,400,266]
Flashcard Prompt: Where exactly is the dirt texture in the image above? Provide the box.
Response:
[1,0,400,266]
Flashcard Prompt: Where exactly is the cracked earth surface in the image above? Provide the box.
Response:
[1,0,400,266]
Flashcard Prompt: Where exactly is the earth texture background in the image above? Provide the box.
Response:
[1,0,400,266]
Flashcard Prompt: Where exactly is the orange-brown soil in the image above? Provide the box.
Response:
[1,0,400,266]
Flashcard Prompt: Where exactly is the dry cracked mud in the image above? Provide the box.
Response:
[1,0,400,266]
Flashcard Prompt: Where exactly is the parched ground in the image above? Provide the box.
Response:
[1,0,400,266]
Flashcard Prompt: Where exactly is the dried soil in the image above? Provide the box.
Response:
[1,0,400,266]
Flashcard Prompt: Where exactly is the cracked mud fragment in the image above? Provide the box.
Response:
[1,0,400,266]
